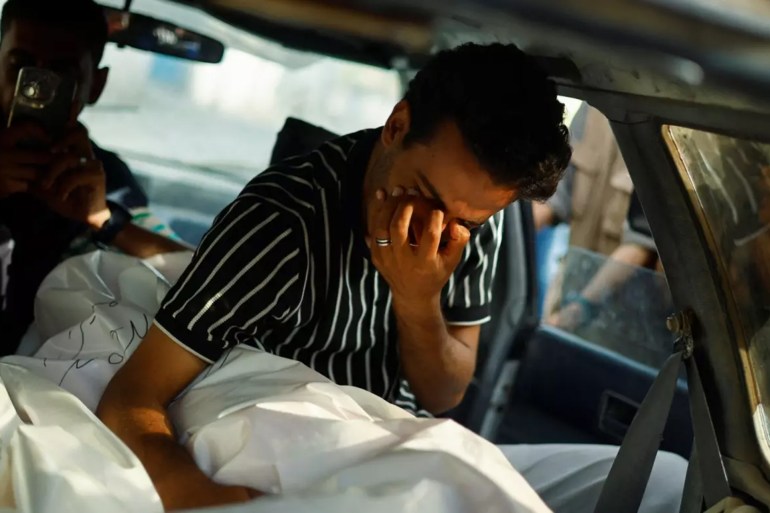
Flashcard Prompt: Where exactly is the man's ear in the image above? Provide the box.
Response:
[381,99,411,150]
[88,67,109,105]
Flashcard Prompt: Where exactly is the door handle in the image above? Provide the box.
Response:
[598,390,640,441]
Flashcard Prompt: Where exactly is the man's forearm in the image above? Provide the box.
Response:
[98,385,251,510]
[112,222,193,259]
[393,296,475,414]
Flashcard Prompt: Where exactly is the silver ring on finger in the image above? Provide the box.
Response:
[375,237,392,247]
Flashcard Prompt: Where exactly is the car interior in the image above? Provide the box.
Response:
[6,0,770,510]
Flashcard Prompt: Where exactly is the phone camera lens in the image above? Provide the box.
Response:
[22,82,41,100]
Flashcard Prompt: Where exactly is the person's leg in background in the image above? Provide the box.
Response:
[499,444,688,513]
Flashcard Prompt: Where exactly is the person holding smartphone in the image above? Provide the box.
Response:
[0,0,190,354]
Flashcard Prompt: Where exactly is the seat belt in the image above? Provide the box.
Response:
[594,310,731,513]
[680,446,703,513]
[684,347,732,506]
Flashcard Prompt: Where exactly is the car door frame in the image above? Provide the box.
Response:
[565,84,770,504]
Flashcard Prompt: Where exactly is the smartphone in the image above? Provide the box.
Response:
[7,67,76,141]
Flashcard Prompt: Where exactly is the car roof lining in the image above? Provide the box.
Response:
[204,6,408,69]
[210,0,433,51]
[161,0,770,116]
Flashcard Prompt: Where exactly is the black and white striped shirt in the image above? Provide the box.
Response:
[155,129,504,414]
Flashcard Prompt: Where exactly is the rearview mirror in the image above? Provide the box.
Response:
[104,8,225,64]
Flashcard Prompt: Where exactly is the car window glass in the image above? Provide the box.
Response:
[537,102,676,369]
[85,45,399,177]
[666,125,770,456]
[84,45,398,243]
[557,247,674,366]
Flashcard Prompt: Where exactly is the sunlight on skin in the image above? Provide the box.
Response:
[87,207,111,230]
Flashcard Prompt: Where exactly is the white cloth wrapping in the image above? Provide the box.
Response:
[0,251,551,513]
[172,346,545,513]
[0,364,162,513]
[9,251,192,411]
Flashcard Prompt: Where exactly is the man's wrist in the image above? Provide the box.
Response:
[391,293,442,321]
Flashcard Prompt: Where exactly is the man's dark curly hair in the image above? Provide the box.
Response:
[403,43,571,201]
[1,0,108,66]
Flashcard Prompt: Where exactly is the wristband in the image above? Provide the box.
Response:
[564,291,599,325]
[92,200,132,245]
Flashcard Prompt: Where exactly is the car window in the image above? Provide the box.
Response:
[665,125,770,457]
[85,45,400,177]
[537,103,676,369]
[555,247,674,366]
[80,42,399,243]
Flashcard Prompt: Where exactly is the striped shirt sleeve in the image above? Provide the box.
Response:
[442,210,504,325]
[154,193,308,363]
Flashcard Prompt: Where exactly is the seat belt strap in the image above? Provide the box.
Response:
[685,356,731,506]
[680,447,704,513]
[595,310,732,513]
[594,350,685,513]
